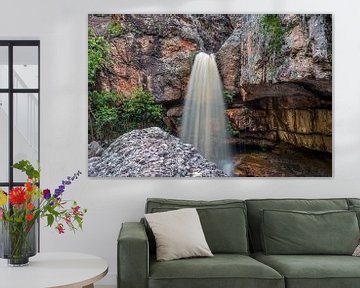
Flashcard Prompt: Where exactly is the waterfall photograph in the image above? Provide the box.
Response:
[88,14,332,177]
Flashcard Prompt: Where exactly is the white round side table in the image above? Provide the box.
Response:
[0,252,108,288]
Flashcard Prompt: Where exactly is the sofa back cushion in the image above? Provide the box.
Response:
[350,206,360,227]
[246,198,349,252]
[261,209,359,255]
[145,198,249,254]
[348,198,360,207]
[347,199,360,228]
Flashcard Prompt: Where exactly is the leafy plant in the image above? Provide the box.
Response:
[121,88,164,131]
[94,107,120,140]
[223,90,233,105]
[88,91,122,141]
[89,90,120,110]
[88,89,165,143]
[13,160,40,180]
[260,15,287,55]
[88,28,111,87]
[226,117,240,138]
[107,21,124,37]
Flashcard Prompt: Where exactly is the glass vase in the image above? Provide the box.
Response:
[0,220,37,266]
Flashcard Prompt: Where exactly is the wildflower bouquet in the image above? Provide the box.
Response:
[0,160,87,265]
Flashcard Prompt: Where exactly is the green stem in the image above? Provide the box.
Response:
[8,221,31,259]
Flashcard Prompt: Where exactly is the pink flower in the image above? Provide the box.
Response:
[56,223,65,234]
[0,208,3,220]
[72,205,80,215]
[65,214,71,225]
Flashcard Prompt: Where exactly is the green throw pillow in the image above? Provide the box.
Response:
[349,205,360,228]
[261,209,360,255]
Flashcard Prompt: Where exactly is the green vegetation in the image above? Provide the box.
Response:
[223,91,239,137]
[121,88,164,132]
[88,89,164,142]
[189,51,198,65]
[88,28,111,87]
[260,15,287,55]
[107,21,124,37]
[223,90,233,105]
[226,117,240,138]
[89,91,121,141]
[13,160,40,179]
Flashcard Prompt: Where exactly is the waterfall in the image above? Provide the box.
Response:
[181,52,232,175]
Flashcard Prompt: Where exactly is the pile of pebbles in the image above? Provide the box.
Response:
[88,127,227,177]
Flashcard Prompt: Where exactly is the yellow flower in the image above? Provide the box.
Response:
[0,190,7,206]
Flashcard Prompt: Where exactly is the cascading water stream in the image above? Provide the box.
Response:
[181,52,232,175]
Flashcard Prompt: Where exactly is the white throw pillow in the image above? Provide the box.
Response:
[145,208,213,261]
[353,244,360,256]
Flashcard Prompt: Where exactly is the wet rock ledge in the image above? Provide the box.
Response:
[88,127,226,177]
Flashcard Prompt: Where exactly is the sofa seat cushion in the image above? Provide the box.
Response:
[149,254,284,288]
[252,252,360,288]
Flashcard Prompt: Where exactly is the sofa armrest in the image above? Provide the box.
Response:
[118,222,149,288]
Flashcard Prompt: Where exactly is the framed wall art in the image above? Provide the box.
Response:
[88,14,332,177]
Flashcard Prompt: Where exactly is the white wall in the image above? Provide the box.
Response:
[1,0,360,286]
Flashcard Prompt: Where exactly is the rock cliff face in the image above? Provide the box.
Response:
[217,14,332,153]
[88,127,227,177]
[90,14,233,103]
[217,15,331,88]
[89,14,332,170]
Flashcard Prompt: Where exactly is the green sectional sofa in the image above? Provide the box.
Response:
[118,198,360,288]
